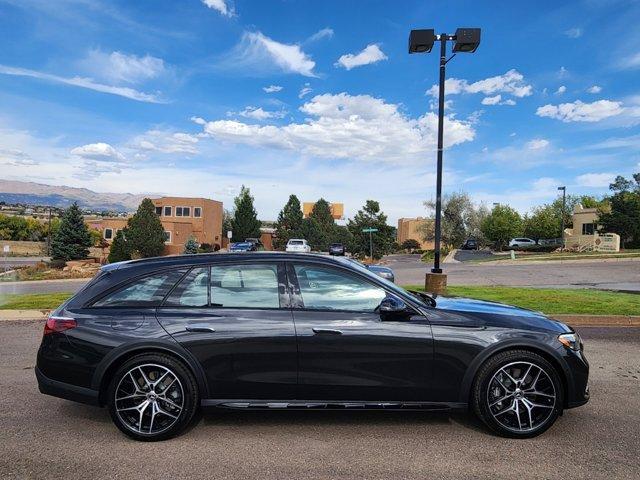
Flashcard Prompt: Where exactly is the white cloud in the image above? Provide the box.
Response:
[195,92,475,164]
[564,27,582,38]
[234,106,286,120]
[481,94,517,106]
[558,66,568,78]
[427,69,532,99]
[335,44,388,70]
[536,99,624,122]
[298,83,313,98]
[307,28,334,42]
[263,85,283,93]
[202,0,234,17]
[70,142,125,161]
[617,52,640,70]
[224,31,316,77]
[575,172,616,187]
[132,130,199,154]
[555,85,566,94]
[587,85,602,94]
[526,139,550,150]
[0,64,164,103]
[80,50,165,85]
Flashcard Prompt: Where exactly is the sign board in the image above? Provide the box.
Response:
[3,245,9,253]
[362,228,379,233]
[227,231,232,239]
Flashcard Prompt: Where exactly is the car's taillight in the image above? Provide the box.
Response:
[44,315,77,335]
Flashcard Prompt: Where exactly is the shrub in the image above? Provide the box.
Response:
[47,259,67,270]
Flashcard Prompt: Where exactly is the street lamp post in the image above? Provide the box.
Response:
[409,28,481,292]
[558,186,566,251]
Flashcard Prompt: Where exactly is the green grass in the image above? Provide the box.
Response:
[469,250,640,263]
[0,292,73,310]
[402,285,640,316]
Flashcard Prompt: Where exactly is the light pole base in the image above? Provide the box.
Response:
[425,272,447,295]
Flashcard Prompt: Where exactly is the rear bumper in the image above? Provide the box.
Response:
[35,366,100,406]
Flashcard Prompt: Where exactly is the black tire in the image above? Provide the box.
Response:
[472,350,563,438]
[107,353,199,441]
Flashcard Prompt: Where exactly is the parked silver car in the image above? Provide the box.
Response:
[508,238,537,250]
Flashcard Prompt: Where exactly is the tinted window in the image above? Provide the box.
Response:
[294,264,385,312]
[210,264,280,308]
[93,269,186,307]
[164,267,208,307]
[289,240,303,245]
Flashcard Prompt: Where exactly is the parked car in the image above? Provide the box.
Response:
[229,241,256,252]
[461,238,479,250]
[286,239,311,253]
[509,238,537,250]
[245,238,265,251]
[36,253,589,441]
[329,243,346,256]
[367,264,395,282]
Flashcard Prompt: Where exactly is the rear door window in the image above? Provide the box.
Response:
[93,269,186,307]
[210,263,280,308]
[163,267,209,307]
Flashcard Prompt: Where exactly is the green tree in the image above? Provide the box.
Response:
[347,200,395,259]
[305,198,336,251]
[401,239,421,251]
[126,198,166,258]
[524,204,561,241]
[107,229,131,263]
[423,192,489,247]
[183,236,199,254]
[598,173,640,248]
[481,204,523,250]
[51,202,92,260]
[274,195,304,250]
[231,186,261,242]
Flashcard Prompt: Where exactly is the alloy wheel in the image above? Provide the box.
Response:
[487,361,556,433]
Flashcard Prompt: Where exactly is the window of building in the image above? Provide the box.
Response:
[210,264,280,308]
[293,264,385,312]
[164,231,172,244]
[155,206,162,216]
[582,223,595,235]
[164,206,172,216]
[194,207,202,218]
[104,228,113,240]
[163,267,209,307]
[92,269,187,307]
[182,206,191,217]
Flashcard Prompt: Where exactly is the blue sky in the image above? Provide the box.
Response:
[0,0,639,222]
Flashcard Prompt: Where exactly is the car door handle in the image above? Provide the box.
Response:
[185,325,216,333]
[312,328,343,335]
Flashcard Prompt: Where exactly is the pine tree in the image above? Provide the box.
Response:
[107,229,131,263]
[183,236,199,254]
[51,202,92,261]
[126,198,166,258]
[347,200,395,259]
[305,198,336,251]
[231,186,261,242]
[274,194,304,249]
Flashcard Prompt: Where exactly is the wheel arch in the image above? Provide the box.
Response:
[458,340,572,408]
[93,341,209,406]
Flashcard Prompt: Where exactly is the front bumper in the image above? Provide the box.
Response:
[564,349,590,409]
[35,366,100,406]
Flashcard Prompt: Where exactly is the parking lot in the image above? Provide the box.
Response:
[2,320,639,480]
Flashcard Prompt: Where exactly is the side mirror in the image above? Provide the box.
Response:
[379,296,409,318]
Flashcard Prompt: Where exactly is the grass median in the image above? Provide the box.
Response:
[0,292,73,310]
[402,285,640,315]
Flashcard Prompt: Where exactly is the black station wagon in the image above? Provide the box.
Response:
[36,253,589,441]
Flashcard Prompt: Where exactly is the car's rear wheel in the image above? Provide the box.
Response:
[107,353,199,441]
[472,350,563,438]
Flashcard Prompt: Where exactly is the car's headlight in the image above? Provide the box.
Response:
[558,332,582,351]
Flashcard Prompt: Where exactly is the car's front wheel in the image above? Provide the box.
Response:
[107,353,199,441]
[472,350,563,438]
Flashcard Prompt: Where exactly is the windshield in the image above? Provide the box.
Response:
[289,240,303,245]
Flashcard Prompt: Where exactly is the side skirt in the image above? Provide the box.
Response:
[201,399,467,411]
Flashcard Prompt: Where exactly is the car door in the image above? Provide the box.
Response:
[156,261,297,400]
[288,262,434,402]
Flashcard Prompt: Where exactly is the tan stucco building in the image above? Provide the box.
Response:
[302,202,344,220]
[397,217,434,250]
[87,196,223,255]
[563,204,620,252]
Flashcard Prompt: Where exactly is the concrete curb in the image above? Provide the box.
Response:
[443,249,459,264]
[1,310,639,326]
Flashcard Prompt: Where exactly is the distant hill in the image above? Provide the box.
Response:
[0,180,148,212]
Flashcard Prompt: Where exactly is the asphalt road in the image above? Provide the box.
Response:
[1,320,639,480]
[386,254,640,291]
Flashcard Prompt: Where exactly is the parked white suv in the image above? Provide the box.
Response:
[286,239,311,253]
[508,238,537,250]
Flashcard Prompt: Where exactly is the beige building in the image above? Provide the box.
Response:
[87,196,223,255]
[397,217,434,250]
[563,205,620,252]
[302,202,344,220]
